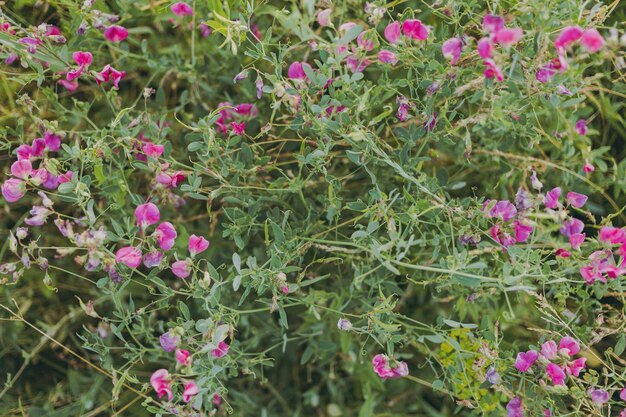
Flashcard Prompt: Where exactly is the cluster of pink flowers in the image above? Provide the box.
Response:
[483,199,533,249]
[60,50,126,91]
[514,336,586,385]
[372,354,409,379]
[475,14,523,81]
[214,102,257,135]
[537,25,604,83]
[150,369,199,403]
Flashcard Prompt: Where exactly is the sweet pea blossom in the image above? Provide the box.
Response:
[94,65,126,89]
[150,369,173,401]
[115,246,142,268]
[66,51,93,81]
[175,349,192,366]
[317,9,332,27]
[2,178,26,203]
[11,159,32,179]
[182,380,199,403]
[558,336,580,356]
[103,25,128,43]
[544,187,561,209]
[575,119,588,135]
[171,260,191,278]
[546,363,566,385]
[477,37,493,59]
[483,59,504,81]
[560,218,584,237]
[143,251,164,268]
[378,50,398,65]
[566,357,586,376]
[357,32,375,51]
[513,219,533,242]
[160,331,180,352]
[188,235,210,256]
[599,226,626,244]
[541,340,558,360]
[488,200,517,221]
[372,354,409,379]
[554,26,583,49]
[155,222,177,250]
[441,38,463,64]
[566,191,588,208]
[212,341,230,358]
[514,350,538,372]
[337,318,353,331]
[580,28,604,53]
[401,19,429,41]
[483,14,505,33]
[494,27,523,47]
[135,203,160,228]
[620,388,626,401]
[583,163,595,173]
[384,21,401,44]
[506,397,523,417]
[171,2,194,16]
[287,61,311,80]
[590,389,609,404]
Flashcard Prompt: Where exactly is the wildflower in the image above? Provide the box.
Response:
[357,32,375,51]
[546,363,566,385]
[2,178,26,203]
[182,380,199,403]
[488,200,517,221]
[11,159,32,179]
[583,163,595,173]
[103,25,128,42]
[566,357,586,376]
[317,9,332,27]
[556,248,571,258]
[150,369,173,401]
[558,336,580,356]
[25,206,52,226]
[115,246,142,268]
[171,260,191,278]
[513,219,533,242]
[402,19,429,41]
[378,50,398,65]
[442,38,463,64]
[541,340,558,359]
[483,14,505,34]
[384,21,401,44]
[143,251,163,268]
[483,59,504,81]
[372,354,409,379]
[506,397,523,417]
[230,121,245,136]
[287,61,311,80]
[142,142,164,158]
[160,331,180,352]
[599,226,625,244]
[590,389,609,404]
[566,191,588,208]
[43,132,61,151]
[135,202,160,228]
[580,29,604,53]
[94,65,126,89]
[575,119,588,135]
[544,187,561,209]
[485,366,501,384]
[212,341,230,358]
[175,349,192,366]
[554,26,583,49]
[337,318,353,331]
[514,350,538,372]
[494,27,523,47]
[477,37,493,59]
[620,388,626,401]
[188,235,210,256]
[66,51,93,81]
[155,222,177,250]
[171,2,194,16]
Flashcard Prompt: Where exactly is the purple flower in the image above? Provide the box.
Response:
[506,397,524,417]
[485,366,501,384]
[575,119,588,135]
[544,187,561,209]
[590,389,609,404]
[514,350,539,372]
[560,218,584,237]
[160,332,180,352]
[489,200,517,221]
[566,191,588,208]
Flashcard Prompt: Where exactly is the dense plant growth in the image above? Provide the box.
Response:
[1,0,626,416]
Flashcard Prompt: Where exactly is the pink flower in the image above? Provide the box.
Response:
[142,142,164,158]
[11,159,32,179]
[620,388,626,402]
[483,14,504,34]
[230,121,245,135]
[575,119,588,135]
[569,233,586,249]
[171,2,194,16]
[583,163,595,173]
[544,187,561,209]
[599,226,626,244]
[488,200,517,221]
[372,354,409,379]
[441,38,463,64]
[477,37,493,59]
[212,341,230,358]
[66,51,93,81]
[103,25,128,43]
[143,251,163,268]
[317,9,332,27]
[506,397,523,417]
[590,389,609,404]
[59,79,79,91]
[156,222,177,250]
[58,171,73,183]
[556,248,571,258]
[135,203,160,228]
[560,218,584,237]
[2,179,26,203]
[554,26,583,49]
[150,369,173,401]
[378,50,398,65]
[384,21,401,44]
[175,349,191,366]
[357,32,374,51]
[580,28,604,53]
[559,336,580,356]
[188,235,210,256]
[44,132,61,151]
[171,260,191,278]
[287,61,311,80]
[541,340,558,360]
[546,363,566,385]
[94,65,126,89]
[566,191,588,208]
[494,28,523,47]
[402,19,429,41]
[182,380,199,403]
[566,357,586,376]
[513,219,533,242]
[483,59,504,81]
[514,350,538,372]
[115,246,142,268]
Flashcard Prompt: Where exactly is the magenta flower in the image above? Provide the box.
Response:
[506,397,523,417]
[599,226,626,244]
[115,246,142,268]
[546,363,566,385]
[103,25,128,43]
[483,59,504,81]
[94,65,126,89]
[488,200,517,221]
[159,331,180,352]
[401,19,429,41]
[357,32,374,51]
[171,2,194,16]
[142,142,164,158]
[620,388,626,402]
[482,14,505,34]
[287,61,311,80]
[441,38,463,64]
[566,191,588,208]
[560,218,584,237]
[540,340,558,360]
[230,121,245,136]
[188,234,210,256]
[155,222,177,250]
[175,348,192,366]
[11,159,32,179]
[555,248,571,258]
[513,219,533,242]
[2,178,26,203]
[171,260,191,278]
[514,350,538,372]
[66,51,93,81]
[590,389,609,404]
[317,9,332,27]
[372,354,409,379]
[554,26,583,49]
[494,27,523,47]
[143,251,164,268]
[544,187,561,209]
[569,232,586,249]
[378,50,398,65]
[150,369,173,401]
[44,132,61,151]
[566,357,586,376]
[580,28,604,53]
[384,21,401,44]
[583,163,595,173]
[477,37,493,59]
[135,202,160,228]
[575,119,588,135]
[212,341,230,358]
[558,336,580,356]
[182,380,199,403]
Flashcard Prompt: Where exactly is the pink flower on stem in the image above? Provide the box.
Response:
[599,226,626,244]
[230,121,245,136]
[44,132,61,151]
[135,202,160,228]
[188,235,210,256]
[583,163,595,174]
[566,357,586,376]
[513,219,533,242]
[566,191,588,208]
[544,187,561,209]
[171,260,191,278]
[402,19,429,41]
[103,25,128,43]
[488,200,517,221]
[2,178,26,203]
[357,32,375,51]
[11,159,32,179]
[171,2,194,16]
[143,251,163,268]
[514,350,538,372]
[560,218,584,237]
[580,29,604,53]
[175,349,192,366]
[182,380,199,403]
[155,222,177,250]
[212,341,230,358]
[590,389,609,404]
[494,27,523,47]
[483,59,504,81]
[620,388,626,402]
[569,233,586,250]
[384,21,401,44]
[441,38,463,64]
[94,65,126,89]
[558,336,580,356]
[115,246,142,268]
[287,61,311,80]
[506,397,523,417]
[541,340,558,360]
[554,26,583,49]
[150,369,173,401]
[66,51,93,81]
[378,50,398,65]
[546,363,566,385]
[575,119,588,135]
[317,9,332,27]
[372,354,409,379]
[142,142,164,158]
[482,14,504,34]
[477,37,493,59]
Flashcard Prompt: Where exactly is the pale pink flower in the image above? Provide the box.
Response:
[546,363,566,385]
[188,234,210,256]
[580,28,604,53]
[317,9,332,27]
[175,349,192,366]
[441,38,463,64]
[554,26,583,49]
[541,340,558,359]
[2,179,26,203]
[182,380,199,403]
[514,350,538,372]
[357,32,375,51]
[11,159,32,179]
[142,142,164,158]
[378,50,398,65]
[483,14,504,34]
[150,369,173,401]
[590,389,609,404]
[620,388,626,401]
[384,21,401,44]
[103,25,128,43]
[212,341,230,358]
[494,27,523,47]
[402,19,429,41]
[488,200,517,221]
[559,336,580,356]
[477,37,493,59]
[566,191,588,208]
[155,222,177,250]
[171,260,191,278]
[171,2,194,16]
[115,246,142,268]
[372,354,409,379]
[135,202,160,228]
[59,79,79,91]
